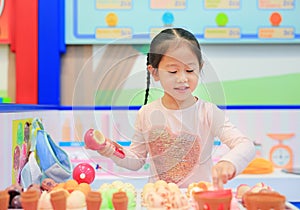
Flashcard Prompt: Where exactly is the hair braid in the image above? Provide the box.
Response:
[144,53,151,105]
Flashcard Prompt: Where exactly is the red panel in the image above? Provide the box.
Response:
[15,0,38,104]
[9,0,15,51]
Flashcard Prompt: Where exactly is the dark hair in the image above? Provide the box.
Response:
[144,28,203,105]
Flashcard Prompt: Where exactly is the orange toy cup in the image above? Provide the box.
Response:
[50,190,67,210]
[0,190,10,210]
[20,190,40,210]
[86,191,102,210]
[193,189,232,210]
[112,191,128,210]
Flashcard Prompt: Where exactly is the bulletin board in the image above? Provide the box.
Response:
[65,0,300,44]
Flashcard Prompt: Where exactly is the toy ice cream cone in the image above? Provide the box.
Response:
[86,191,102,210]
[50,190,67,210]
[20,190,40,210]
[193,189,232,210]
[243,191,286,210]
[0,190,10,210]
[112,191,128,210]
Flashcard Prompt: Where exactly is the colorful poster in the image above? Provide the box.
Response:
[12,118,33,184]
[65,0,300,44]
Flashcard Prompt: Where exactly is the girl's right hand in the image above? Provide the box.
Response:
[96,138,118,157]
[84,128,125,158]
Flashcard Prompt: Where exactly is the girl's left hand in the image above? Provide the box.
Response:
[212,160,236,190]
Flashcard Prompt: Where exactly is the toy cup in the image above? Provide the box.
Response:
[0,190,10,210]
[193,189,232,210]
[20,190,39,210]
[86,191,102,210]
[50,190,67,210]
[112,191,128,210]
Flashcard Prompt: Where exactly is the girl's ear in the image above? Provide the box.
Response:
[147,65,159,81]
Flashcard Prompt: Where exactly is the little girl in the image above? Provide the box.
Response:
[85,28,255,189]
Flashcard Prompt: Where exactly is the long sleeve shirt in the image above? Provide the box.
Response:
[110,98,255,188]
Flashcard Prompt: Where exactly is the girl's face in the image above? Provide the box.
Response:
[152,43,201,107]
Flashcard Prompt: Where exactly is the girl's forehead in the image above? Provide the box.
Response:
[162,44,199,65]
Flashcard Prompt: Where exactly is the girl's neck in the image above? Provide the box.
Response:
[161,94,197,110]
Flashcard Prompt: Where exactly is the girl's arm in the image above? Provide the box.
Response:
[210,104,256,175]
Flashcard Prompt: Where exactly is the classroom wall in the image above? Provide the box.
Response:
[59,44,300,106]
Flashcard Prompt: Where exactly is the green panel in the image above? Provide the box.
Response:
[95,73,300,105]
[197,73,300,105]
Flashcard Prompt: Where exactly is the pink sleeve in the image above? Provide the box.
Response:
[111,110,148,171]
[210,104,256,175]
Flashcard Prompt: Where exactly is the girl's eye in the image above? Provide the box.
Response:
[168,71,177,74]
[186,69,194,73]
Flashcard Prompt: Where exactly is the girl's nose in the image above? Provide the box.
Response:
[177,72,188,83]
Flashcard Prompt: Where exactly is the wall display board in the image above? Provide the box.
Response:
[65,0,300,44]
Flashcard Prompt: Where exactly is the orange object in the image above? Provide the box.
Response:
[50,190,67,210]
[193,189,232,210]
[20,190,39,210]
[243,191,285,210]
[242,158,274,174]
[268,133,294,169]
[76,183,92,196]
[0,190,10,210]
[86,191,102,210]
[270,12,282,27]
[112,191,128,210]
[64,179,79,193]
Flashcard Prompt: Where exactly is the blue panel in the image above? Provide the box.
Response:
[38,0,65,105]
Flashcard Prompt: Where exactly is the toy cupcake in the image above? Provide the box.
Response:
[243,191,286,210]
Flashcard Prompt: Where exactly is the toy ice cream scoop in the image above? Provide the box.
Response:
[67,190,86,209]
[84,128,125,159]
